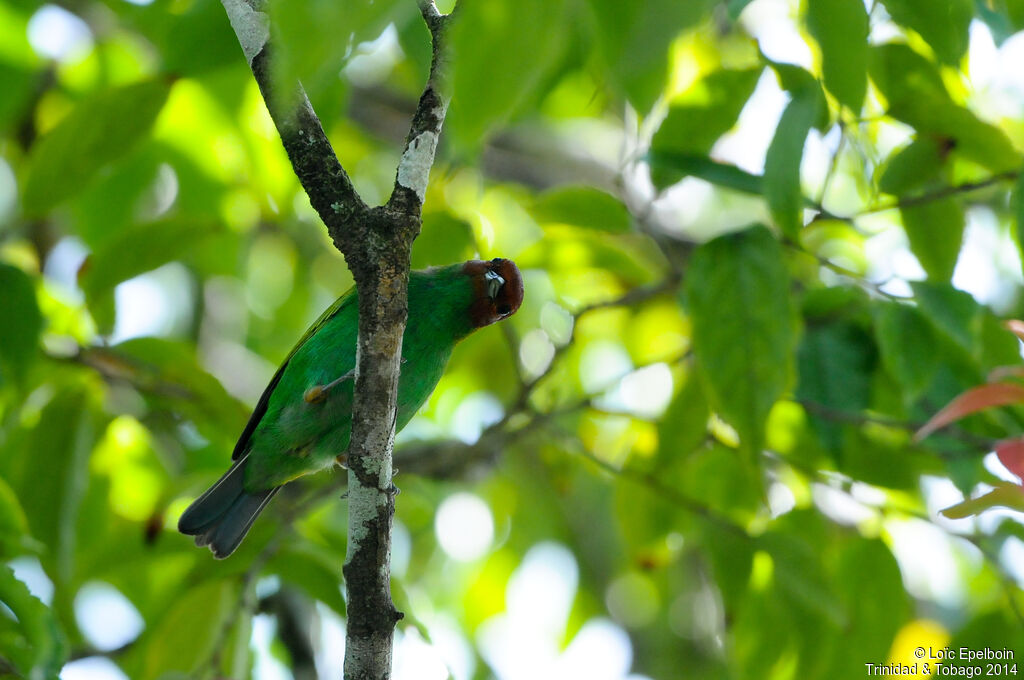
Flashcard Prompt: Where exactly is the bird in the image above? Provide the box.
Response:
[178,258,524,558]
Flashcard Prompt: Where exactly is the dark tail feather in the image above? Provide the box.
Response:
[178,454,279,559]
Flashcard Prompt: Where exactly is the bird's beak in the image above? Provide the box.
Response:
[484,269,505,298]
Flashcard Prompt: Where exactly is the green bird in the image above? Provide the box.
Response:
[179,258,523,558]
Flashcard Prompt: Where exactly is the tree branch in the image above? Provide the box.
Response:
[388,1,452,214]
[220,0,368,243]
[218,2,455,679]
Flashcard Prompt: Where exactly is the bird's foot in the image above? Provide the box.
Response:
[304,370,355,404]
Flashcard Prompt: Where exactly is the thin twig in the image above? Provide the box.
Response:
[799,399,998,451]
[816,119,846,208]
[516,272,683,406]
[854,171,1019,217]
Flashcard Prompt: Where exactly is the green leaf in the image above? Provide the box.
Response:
[974,0,1024,43]
[269,0,406,102]
[1015,169,1024,275]
[796,321,875,450]
[911,281,980,354]
[0,6,38,132]
[941,105,1022,173]
[684,225,797,455]
[450,0,566,150]
[900,197,966,281]
[700,524,754,612]
[136,579,236,680]
[78,218,213,332]
[411,212,476,269]
[0,264,41,386]
[1008,0,1024,32]
[614,477,681,553]
[0,476,32,559]
[768,63,830,130]
[647,151,764,194]
[160,0,240,75]
[869,42,947,101]
[652,68,763,155]
[869,44,1020,172]
[873,302,940,399]
[21,78,173,215]
[840,427,919,489]
[944,611,1024,670]
[806,0,868,110]
[877,138,947,196]
[655,368,709,465]
[679,444,763,519]
[0,563,67,679]
[587,0,716,112]
[826,539,909,675]
[267,547,346,617]
[764,89,820,239]
[760,530,846,627]
[726,0,756,18]
[89,338,249,447]
[879,0,972,64]
[0,63,36,134]
[528,186,631,233]
[11,386,99,584]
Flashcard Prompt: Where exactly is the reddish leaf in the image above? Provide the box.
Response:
[996,438,1024,483]
[987,365,1024,382]
[1003,319,1024,343]
[914,383,1024,441]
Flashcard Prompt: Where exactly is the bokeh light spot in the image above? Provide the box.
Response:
[435,492,494,562]
[74,582,144,651]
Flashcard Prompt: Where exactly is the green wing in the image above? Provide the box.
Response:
[231,288,356,460]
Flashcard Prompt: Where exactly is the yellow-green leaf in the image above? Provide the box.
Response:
[940,482,1024,518]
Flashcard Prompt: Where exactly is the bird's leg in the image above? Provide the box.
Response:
[303,369,355,404]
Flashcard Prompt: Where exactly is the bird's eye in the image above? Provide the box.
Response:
[484,270,505,299]
[497,304,512,316]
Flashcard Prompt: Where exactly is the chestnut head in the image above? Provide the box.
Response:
[463,258,524,328]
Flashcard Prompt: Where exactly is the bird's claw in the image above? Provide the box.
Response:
[304,370,355,404]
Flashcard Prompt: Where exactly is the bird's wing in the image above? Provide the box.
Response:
[231,288,356,460]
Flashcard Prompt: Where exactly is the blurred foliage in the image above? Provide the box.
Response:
[1,0,1024,678]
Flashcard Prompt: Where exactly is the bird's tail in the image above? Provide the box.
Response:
[177,453,279,559]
